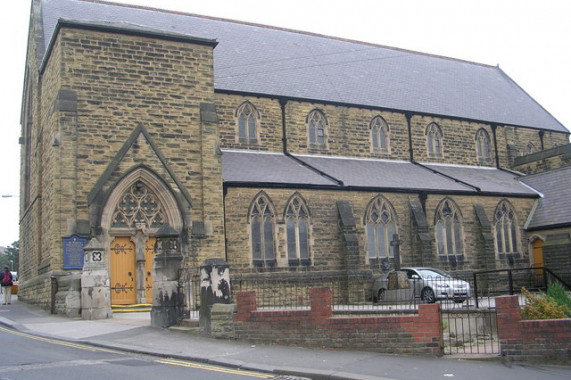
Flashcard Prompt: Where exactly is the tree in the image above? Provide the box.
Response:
[0,241,19,272]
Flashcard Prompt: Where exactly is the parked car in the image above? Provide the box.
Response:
[371,267,471,304]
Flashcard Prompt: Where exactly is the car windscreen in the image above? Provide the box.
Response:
[417,269,451,279]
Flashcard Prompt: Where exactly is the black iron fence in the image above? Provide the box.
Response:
[228,271,483,313]
[472,267,570,308]
[179,267,201,320]
[231,272,362,310]
[178,267,569,356]
[179,267,570,314]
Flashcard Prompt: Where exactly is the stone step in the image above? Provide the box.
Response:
[179,318,200,328]
[168,318,200,334]
[111,304,152,313]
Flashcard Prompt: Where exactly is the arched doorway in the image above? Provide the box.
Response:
[531,238,544,272]
[101,168,183,306]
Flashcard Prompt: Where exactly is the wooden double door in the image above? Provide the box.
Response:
[110,236,156,305]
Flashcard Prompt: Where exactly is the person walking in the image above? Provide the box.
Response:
[0,266,13,305]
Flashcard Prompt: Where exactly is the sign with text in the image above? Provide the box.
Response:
[63,234,87,269]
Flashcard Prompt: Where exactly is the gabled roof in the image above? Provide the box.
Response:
[222,150,538,197]
[520,165,571,230]
[38,0,568,133]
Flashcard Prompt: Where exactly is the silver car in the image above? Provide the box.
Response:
[371,267,471,304]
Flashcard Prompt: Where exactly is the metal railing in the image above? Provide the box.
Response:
[472,267,570,308]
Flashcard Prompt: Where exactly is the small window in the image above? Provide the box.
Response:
[249,192,276,267]
[435,199,463,256]
[525,142,537,155]
[475,129,491,161]
[285,194,311,266]
[365,196,398,262]
[307,109,327,146]
[494,200,519,255]
[236,101,259,143]
[426,122,443,157]
[370,115,390,152]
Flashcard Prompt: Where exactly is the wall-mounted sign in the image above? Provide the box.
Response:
[63,234,87,269]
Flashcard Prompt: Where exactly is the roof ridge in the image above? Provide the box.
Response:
[521,164,571,179]
[86,0,497,69]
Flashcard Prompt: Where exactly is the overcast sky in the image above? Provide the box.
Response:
[0,0,569,248]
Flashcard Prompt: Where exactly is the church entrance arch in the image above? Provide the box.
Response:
[531,238,544,274]
[101,168,183,305]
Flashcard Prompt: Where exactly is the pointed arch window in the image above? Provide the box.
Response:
[365,196,398,262]
[111,180,166,229]
[249,193,276,267]
[426,122,443,157]
[285,194,311,266]
[525,142,537,155]
[435,199,463,256]
[307,109,327,146]
[494,201,519,255]
[236,101,259,143]
[371,115,390,152]
[476,129,491,161]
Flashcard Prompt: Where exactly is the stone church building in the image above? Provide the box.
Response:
[18,0,570,317]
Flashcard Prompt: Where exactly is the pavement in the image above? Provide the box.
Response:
[1,296,570,380]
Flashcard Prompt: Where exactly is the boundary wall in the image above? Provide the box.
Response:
[226,287,443,356]
[496,295,570,364]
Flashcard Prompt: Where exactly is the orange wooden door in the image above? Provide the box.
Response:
[532,239,544,271]
[110,237,136,305]
[144,237,156,303]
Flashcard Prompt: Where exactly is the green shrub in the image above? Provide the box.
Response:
[520,287,570,320]
[546,281,571,317]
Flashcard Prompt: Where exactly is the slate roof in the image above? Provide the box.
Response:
[222,150,537,197]
[519,165,571,230]
[221,150,337,187]
[38,0,568,133]
[422,164,535,196]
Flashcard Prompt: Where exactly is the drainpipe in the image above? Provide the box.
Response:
[538,131,545,151]
[279,98,288,154]
[405,112,414,162]
[491,124,500,169]
[278,98,344,186]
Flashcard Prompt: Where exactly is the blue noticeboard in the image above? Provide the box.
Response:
[63,234,87,269]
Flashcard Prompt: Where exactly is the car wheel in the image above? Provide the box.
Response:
[377,288,386,302]
[421,287,436,303]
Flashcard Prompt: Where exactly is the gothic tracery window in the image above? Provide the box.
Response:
[371,115,390,152]
[435,199,463,256]
[250,192,276,266]
[236,101,259,143]
[494,200,519,255]
[476,128,491,161]
[307,109,327,146]
[285,194,311,266]
[365,196,398,261]
[426,122,443,157]
[111,181,165,229]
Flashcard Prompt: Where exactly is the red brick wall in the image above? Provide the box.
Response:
[496,295,571,364]
[233,287,443,356]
